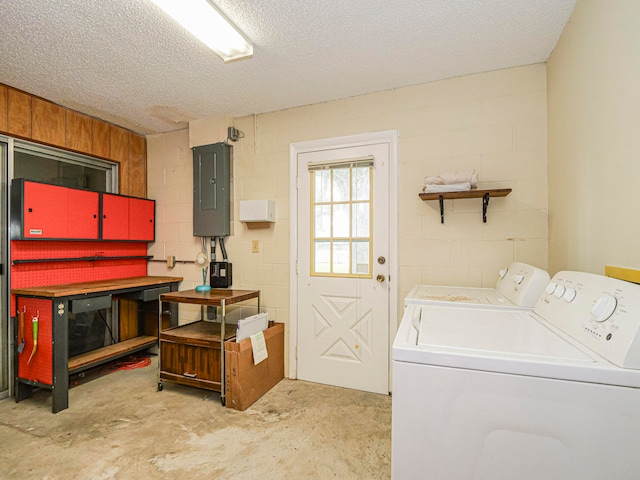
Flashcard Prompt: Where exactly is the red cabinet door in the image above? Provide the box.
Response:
[129,197,155,241]
[67,188,100,239]
[22,181,69,238]
[101,193,130,240]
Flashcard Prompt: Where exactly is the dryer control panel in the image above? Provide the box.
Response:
[495,262,550,308]
[534,271,640,369]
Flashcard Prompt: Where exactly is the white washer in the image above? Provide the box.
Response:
[392,271,640,480]
[405,261,549,310]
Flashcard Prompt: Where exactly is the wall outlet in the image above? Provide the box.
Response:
[252,240,259,253]
[166,255,176,268]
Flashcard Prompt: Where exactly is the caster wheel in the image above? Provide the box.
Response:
[158,381,163,392]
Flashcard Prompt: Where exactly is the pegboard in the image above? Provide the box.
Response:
[17,297,53,385]
[10,240,149,313]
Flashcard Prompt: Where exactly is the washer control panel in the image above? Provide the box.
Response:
[534,271,640,369]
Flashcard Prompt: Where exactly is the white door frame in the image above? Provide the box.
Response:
[289,130,398,385]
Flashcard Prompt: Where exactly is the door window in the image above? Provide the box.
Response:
[309,158,373,278]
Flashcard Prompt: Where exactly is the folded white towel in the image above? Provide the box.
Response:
[424,170,478,188]
[423,182,471,193]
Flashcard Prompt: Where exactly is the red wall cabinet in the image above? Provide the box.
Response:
[102,193,155,241]
[11,179,154,241]
[11,179,99,240]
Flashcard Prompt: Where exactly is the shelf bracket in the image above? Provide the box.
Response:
[439,195,444,223]
[482,193,490,223]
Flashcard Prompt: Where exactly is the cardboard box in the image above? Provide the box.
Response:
[224,322,284,411]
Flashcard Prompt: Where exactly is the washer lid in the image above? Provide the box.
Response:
[396,305,640,388]
[405,285,517,309]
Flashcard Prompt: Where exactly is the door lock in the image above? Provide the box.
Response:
[376,274,386,283]
[377,256,386,265]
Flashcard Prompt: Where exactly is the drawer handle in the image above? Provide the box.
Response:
[183,372,197,378]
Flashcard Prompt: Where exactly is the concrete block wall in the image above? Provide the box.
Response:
[147,63,549,372]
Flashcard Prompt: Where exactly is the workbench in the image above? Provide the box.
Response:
[157,288,260,405]
[12,275,182,413]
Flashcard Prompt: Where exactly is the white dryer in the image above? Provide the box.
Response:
[405,261,549,310]
[392,271,640,480]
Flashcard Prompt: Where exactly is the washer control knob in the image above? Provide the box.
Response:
[591,295,617,322]
[512,274,525,284]
[545,282,557,295]
[553,284,566,298]
[563,288,577,303]
[499,268,508,279]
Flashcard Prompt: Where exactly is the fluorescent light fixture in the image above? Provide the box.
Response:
[151,0,253,63]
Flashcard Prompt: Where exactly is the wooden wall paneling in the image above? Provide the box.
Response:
[65,110,93,154]
[128,133,147,198]
[7,88,32,138]
[0,85,7,132]
[32,97,65,147]
[91,118,111,159]
[110,125,130,194]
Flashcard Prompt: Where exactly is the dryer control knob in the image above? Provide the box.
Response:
[553,284,566,298]
[563,288,577,303]
[499,268,508,279]
[591,295,617,322]
[545,282,557,295]
[512,275,525,284]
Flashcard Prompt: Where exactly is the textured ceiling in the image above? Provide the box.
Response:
[0,0,575,135]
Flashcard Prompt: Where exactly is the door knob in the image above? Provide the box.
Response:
[376,274,385,283]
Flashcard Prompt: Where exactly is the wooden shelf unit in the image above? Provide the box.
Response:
[158,289,260,406]
[419,188,512,223]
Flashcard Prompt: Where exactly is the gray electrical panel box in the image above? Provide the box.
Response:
[193,142,232,237]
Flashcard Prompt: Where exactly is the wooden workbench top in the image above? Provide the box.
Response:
[11,276,183,298]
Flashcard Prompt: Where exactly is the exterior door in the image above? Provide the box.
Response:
[296,142,390,394]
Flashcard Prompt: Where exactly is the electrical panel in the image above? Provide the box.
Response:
[193,142,232,237]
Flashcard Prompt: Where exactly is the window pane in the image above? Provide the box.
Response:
[332,168,349,202]
[314,170,331,202]
[352,203,369,237]
[314,241,331,273]
[14,150,110,191]
[332,204,350,237]
[332,241,350,273]
[352,166,370,201]
[352,241,370,275]
[314,205,331,238]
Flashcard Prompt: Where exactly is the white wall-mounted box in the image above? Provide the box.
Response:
[239,200,276,227]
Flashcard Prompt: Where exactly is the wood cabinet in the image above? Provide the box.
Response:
[158,289,261,405]
[102,193,155,241]
[12,179,100,240]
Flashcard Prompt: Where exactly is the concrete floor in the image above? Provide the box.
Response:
[0,357,391,479]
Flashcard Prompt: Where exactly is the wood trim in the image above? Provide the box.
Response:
[91,118,111,158]
[65,109,93,154]
[32,97,66,147]
[605,266,640,284]
[0,85,7,132]
[128,132,147,197]
[7,87,32,138]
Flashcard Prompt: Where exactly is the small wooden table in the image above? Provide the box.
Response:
[157,289,260,405]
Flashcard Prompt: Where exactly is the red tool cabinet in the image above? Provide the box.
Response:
[12,179,155,242]
[17,180,100,239]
